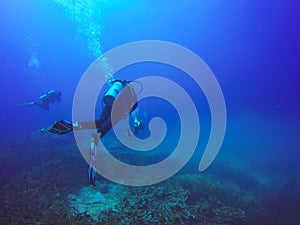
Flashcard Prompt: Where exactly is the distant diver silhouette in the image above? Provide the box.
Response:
[21,89,62,111]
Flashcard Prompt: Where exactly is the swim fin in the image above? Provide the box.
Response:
[48,120,73,135]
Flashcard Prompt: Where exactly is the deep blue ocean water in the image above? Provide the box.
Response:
[0,0,299,224]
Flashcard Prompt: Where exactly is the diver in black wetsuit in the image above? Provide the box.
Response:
[48,80,141,186]
[21,89,62,111]
[48,80,141,138]
[47,80,143,186]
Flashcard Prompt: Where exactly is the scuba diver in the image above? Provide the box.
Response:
[48,80,143,137]
[47,79,143,185]
[21,89,62,111]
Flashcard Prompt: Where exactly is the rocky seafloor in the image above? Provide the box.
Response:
[0,136,299,225]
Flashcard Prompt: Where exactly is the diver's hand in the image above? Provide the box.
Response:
[72,121,82,130]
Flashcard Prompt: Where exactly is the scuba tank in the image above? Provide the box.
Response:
[103,79,138,127]
[103,80,127,106]
[103,80,137,112]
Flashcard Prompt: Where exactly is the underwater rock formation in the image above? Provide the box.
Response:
[67,174,248,224]
[68,183,129,221]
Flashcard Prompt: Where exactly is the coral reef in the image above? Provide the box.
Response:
[1,139,298,224]
[68,183,129,221]
[91,174,247,224]
[65,173,249,224]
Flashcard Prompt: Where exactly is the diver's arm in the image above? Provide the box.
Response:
[73,104,112,131]
[37,102,49,110]
[72,121,96,130]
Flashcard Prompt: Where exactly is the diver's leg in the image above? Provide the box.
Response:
[95,105,112,132]
[21,101,37,107]
[98,119,113,138]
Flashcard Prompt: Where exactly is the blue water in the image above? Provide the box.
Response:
[0,0,299,224]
